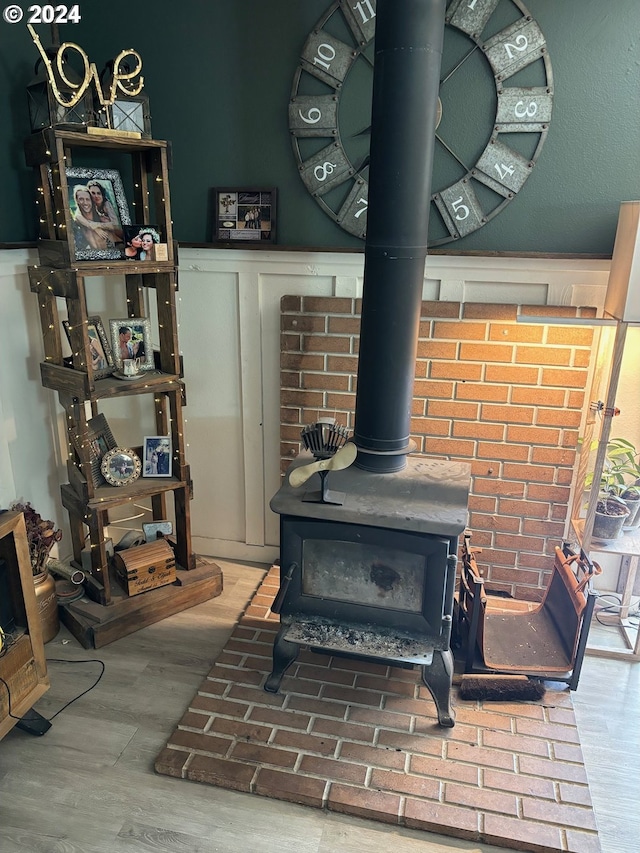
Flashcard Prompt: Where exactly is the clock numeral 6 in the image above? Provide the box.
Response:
[299,107,322,125]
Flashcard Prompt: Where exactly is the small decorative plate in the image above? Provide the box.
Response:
[100,447,142,487]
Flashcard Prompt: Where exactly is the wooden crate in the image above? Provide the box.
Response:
[113,539,176,597]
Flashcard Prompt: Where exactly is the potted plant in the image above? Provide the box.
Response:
[9,500,62,642]
[605,438,640,528]
[586,438,640,539]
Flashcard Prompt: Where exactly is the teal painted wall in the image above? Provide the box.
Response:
[0,0,638,253]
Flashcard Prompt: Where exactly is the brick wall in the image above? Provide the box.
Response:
[280,296,596,599]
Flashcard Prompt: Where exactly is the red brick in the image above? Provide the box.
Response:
[547,325,594,346]
[281,295,301,312]
[354,673,417,696]
[281,314,326,332]
[483,813,563,851]
[348,706,412,730]
[456,383,509,402]
[303,296,353,314]
[464,303,518,320]
[469,512,520,533]
[186,755,256,791]
[416,339,458,359]
[230,741,297,768]
[254,767,326,807]
[482,403,535,424]
[511,386,566,406]
[507,424,561,445]
[559,781,593,806]
[410,754,479,784]
[154,746,189,776]
[485,364,540,385]
[281,352,324,371]
[522,798,598,830]
[208,717,272,742]
[339,741,406,770]
[483,768,555,799]
[476,442,530,461]
[312,717,376,743]
[370,768,440,799]
[565,830,602,853]
[542,367,589,388]
[519,754,589,784]
[301,372,349,391]
[410,417,451,436]
[322,684,383,707]
[516,345,572,366]
[503,462,556,483]
[443,743,514,772]
[327,783,401,823]
[413,379,455,398]
[272,729,337,756]
[433,320,487,340]
[404,798,478,837]
[482,728,551,757]
[489,323,544,343]
[474,478,526,498]
[427,399,479,420]
[424,437,476,457]
[520,305,579,318]
[430,361,483,381]
[299,755,368,785]
[460,342,514,363]
[376,729,443,756]
[445,781,518,815]
[287,694,349,719]
[421,300,461,318]
[178,710,211,730]
[303,334,352,353]
[527,483,571,503]
[247,705,311,730]
[328,316,360,334]
[453,421,505,440]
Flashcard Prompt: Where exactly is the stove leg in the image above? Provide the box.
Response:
[264,626,299,693]
[421,649,455,728]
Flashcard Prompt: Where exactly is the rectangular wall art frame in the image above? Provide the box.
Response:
[213,187,276,245]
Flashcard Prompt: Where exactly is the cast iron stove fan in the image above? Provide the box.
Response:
[289,418,356,505]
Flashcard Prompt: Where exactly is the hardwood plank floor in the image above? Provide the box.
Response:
[0,559,638,853]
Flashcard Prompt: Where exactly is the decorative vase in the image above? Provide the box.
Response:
[33,569,60,643]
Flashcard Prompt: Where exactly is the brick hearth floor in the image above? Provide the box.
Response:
[155,567,600,853]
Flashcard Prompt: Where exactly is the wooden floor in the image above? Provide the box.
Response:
[0,559,638,853]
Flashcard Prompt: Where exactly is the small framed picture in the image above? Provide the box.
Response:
[123,224,168,262]
[63,315,114,380]
[143,436,172,477]
[82,413,117,487]
[109,317,154,374]
[65,167,131,261]
[100,447,142,487]
[213,187,276,244]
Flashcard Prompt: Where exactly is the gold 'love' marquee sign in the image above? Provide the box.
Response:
[28,23,146,135]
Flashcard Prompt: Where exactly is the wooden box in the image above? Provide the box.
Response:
[113,539,176,597]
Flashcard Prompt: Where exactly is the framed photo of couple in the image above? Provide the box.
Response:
[109,317,154,374]
[213,187,277,245]
[143,436,172,478]
[65,167,131,261]
[62,315,114,380]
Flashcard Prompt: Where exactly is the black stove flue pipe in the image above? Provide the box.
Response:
[353,0,446,473]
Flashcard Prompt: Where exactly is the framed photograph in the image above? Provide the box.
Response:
[82,413,117,488]
[123,224,168,262]
[109,317,154,374]
[100,447,142,487]
[213,188,276,244]
[62,315,114,380]
[142,436,173,478]
[65,167,131,261]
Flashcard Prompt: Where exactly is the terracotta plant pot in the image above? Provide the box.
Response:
[592,497,630,541]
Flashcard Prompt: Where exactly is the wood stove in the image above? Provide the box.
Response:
[266,0,470,727]
[266,456,469,726]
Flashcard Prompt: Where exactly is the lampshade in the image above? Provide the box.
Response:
[604,201,640,322]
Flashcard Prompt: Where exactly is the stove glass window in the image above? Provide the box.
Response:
[302,539,424,611]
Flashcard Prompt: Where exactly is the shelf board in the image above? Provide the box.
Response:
[59,559,224,648]
[571,518,640,557]
[40,364,183,400]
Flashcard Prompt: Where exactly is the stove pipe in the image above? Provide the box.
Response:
[354,0,446,473]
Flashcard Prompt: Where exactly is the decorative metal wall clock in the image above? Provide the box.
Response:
[289,0,553,245]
